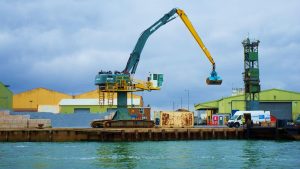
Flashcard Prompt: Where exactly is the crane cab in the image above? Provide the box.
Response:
[148,73,164,88]
[95,71,131,90]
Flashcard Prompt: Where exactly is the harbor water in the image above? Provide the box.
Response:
[1,140,299,169]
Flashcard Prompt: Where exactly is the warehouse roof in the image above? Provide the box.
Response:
[14,87,71,96]
[0,82,13,94]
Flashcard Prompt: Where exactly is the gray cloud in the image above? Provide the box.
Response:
[0,0,299,110]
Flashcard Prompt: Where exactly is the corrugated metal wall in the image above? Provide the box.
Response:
[259,102,292,120]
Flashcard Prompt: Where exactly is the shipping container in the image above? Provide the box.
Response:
[154,111,194,128]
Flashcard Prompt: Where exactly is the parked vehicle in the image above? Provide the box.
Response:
[227,110,270,128]
[194,117,207,125]
[295,115,300,126]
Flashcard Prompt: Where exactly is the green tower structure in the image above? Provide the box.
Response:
[242,38,260,110]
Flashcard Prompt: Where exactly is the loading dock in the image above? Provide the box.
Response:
[259,102,292,120]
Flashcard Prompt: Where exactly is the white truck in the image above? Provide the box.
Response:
[227,110,271,128]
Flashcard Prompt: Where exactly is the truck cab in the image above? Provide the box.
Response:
[227,114,243,128]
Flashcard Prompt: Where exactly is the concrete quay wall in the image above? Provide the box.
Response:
[0,127,299,142]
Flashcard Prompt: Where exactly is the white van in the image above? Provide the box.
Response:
[227,110,271,128]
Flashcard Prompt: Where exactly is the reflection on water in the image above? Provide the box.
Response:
[32,162,48,169]
[0,141,299,169]
[242,141,261,168]
[241,141,299,169]
[95,143,137,169]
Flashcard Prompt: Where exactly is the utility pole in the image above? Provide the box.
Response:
[185,89,190,111]
[172,101,175,111]
[180,97,182,109]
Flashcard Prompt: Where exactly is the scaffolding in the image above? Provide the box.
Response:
[98,89,105,107]
[242,38,260,110]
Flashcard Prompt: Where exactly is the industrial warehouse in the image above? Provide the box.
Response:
[196,88,300,125]
[12,87,143,113]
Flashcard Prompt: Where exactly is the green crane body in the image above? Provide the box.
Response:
[94,8,222,123]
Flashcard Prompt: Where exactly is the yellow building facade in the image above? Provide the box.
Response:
[13,88,143,113]
[13,88,72,112]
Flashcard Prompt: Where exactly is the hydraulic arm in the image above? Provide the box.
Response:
[123,8,178,74]
[122,8,222,85]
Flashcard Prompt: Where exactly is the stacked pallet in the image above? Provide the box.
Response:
[0,111,51,128]
[260,121,277,127]
[0,112,28,128]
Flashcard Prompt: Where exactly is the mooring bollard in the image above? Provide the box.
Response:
[27,131,31,141]
[162,129,166,140]
[187,129,191,140]
[148,129,152,140]
[200,130,203,139]
[48,130,52,141]
[121,130,125,140]
[224,130,227,139]
[135,130,139,140]
[175,129,178,139]
[6,131,9,142]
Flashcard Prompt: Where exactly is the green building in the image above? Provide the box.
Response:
[59,98,141,113]
[195,89,300,121]
[0,82,13,111]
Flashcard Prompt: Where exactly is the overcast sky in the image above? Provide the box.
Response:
[1,0,299,111]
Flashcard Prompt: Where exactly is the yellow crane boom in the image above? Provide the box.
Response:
[176,9,222,85]
[176,9,215,66]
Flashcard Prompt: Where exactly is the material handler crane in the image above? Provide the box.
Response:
[91,8,222,128]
